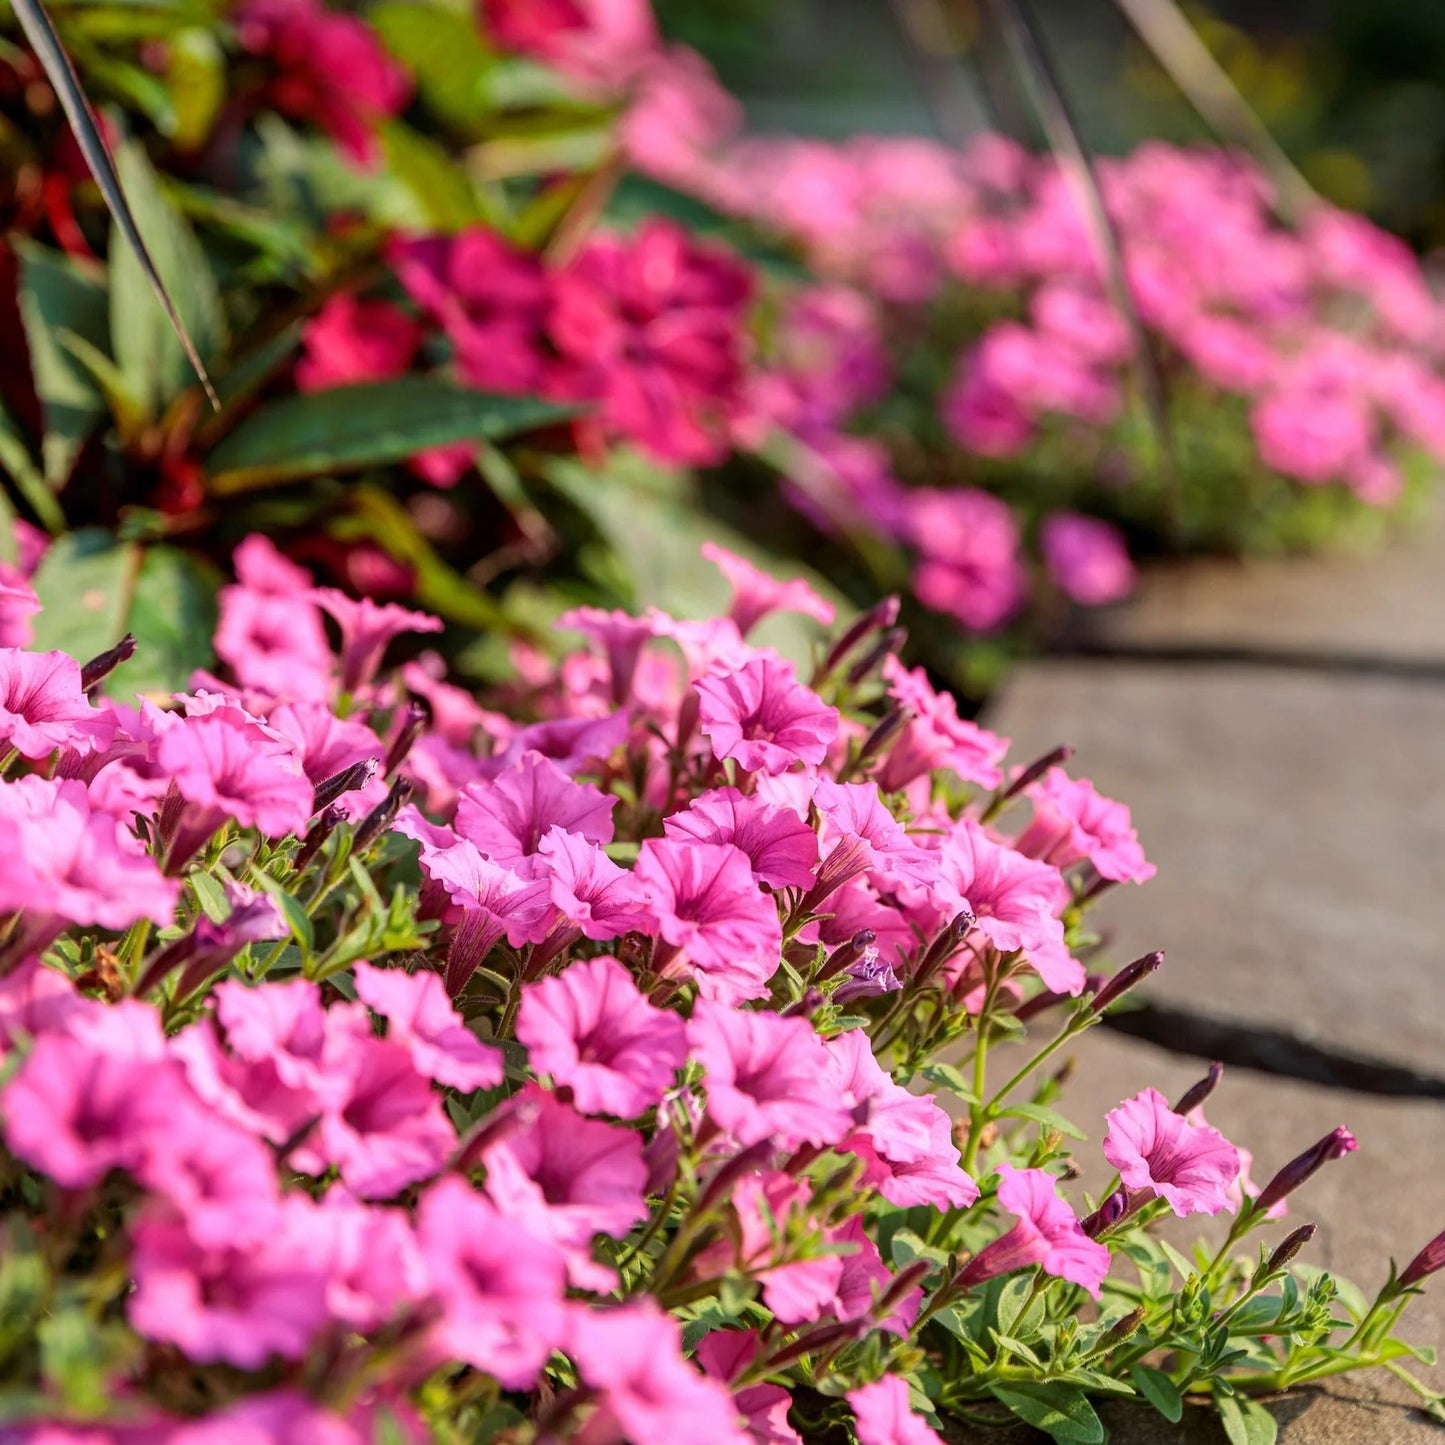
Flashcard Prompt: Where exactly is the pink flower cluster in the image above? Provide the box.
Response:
[0,534,1394,1444]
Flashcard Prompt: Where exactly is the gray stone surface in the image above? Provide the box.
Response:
[1071,505,1445,665]
[983,661,1445,1073]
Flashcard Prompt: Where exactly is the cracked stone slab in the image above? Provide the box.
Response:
[982,661,1445,1073]
[948,1030,1445,1443]
[1064,504,1445,666]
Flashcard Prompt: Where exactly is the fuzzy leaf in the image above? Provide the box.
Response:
[998,1102,1087,1141]
[1130,1364,1183,1423]
[1216,1390,1278,1445]
[990,1382,1104,1444]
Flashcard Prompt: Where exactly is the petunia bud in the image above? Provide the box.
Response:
[999,744,1074,804]
[1096,1305,1146,1352]
[353,777,412,853]
[1265,1222,1317,1275]
[833,952,902,1004]
[817,929,877,981]
[1254,1127,1357,1215]
[1399,1228,1445,1289]
[845,626,907,688]
[1082,1188,1132,1238]
[1087,951,1163,1014]
[313,757,379,813]
[80,633,137,692]
[1172,1061,1224,1117]
[857,707,912,766]
[818,596,902,680]
[293,803,346,874]
[384,701,429,776]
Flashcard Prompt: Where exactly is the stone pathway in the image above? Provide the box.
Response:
[976,510,1445,1441]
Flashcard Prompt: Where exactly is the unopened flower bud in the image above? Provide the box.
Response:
[1096,1305,1146,1352]
[781,989,825,1018]
[1399,1227,1445,1289]
[818,596,902,679]
[877,1258,934,1316]
[80,633,136,692]
[1082,1188,1132,1238]
[313,757,379,813]
[1172,1061,1223,1117]
[353,777,412,853]
[1000,744,1074,803]
[1254,1127,1357,1215]
[385,701,429,775]
[818,929,877,981]
[845,627,907,688]
[1265,1222,1317,1275]
[1088,951,1163,1014]
[293,803,346,874]
[858,707,911,765]
[833,952,902,1004]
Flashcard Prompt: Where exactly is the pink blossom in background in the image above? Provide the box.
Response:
[516,955,686,1116]
[623,45,742,186]
[1105,1088,1241,1217]
[169,1391,367,1445]
[695,655,839,774]
[957,1163,1110,1298]
[1251,385,1375,484]
[941,360,1034,458]
[308,589,442,694]
[479,0,659,88]
[907,488,1027,634]
[1016,767,1155,883]
[295,294,421,392]
[0,572,40,649]
[234,0,412,168]
[879,656,1009,791]
[1039,513,1135,607]
[849,1374,945,1445]
[700,542,836,637]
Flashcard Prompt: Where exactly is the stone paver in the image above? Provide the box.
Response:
[1068,505,1445,666]
[983,661,1445,1073]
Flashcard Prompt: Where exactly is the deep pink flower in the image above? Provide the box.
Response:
[416,1174,568,1388]
[686,999,851,1150]
[517,956,686,1115]
[308,589,442,694]
[456,750,616,866]
[235,0,412,167]
[907,488,1026,634]
[810,779,934,901]
[352,960,503,1091]
[695,656,839,774]
[663,786,819,890]
[296,294,421,392]
[550,219,753,465]
[1040,512,1136,607]
[310,1192,429,1332]
[832,1214,921,1335]
[696,1329,803,1445]
[481,1085,648,1289]
[701,543,836,637]
[957,1163,1110,1298]
[1251,386,1373,484]
[480,0,659,88]
[849,1375,944,1445]
[536,826,653,941]
[933,818,1066,955]
[169,1390,366,1445]
[0,649,112,758]
[878,657,1008,791]
[566,1301,751,1445]
[0,957,90,1051]
[941,361,1033,458]
[1104,1087,1241,1217]
[1015,767,1155,884]
[215,562,334,704]
[635,838,783,1003]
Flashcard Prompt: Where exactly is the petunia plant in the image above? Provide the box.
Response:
[0,536,1438,1444]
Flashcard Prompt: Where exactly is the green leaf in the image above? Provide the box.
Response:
[0,398,65,535]
[1130,1364,1183,1423]
[916,1061,979,1106]
[1216,1390,1278,1445]
[122,544,219,696]
[55,327,146,441]
[253,875,314,953]
[997,1101,1087,1141]
[990,1382,1104,1444]
[380,121,491,232]
[189,870,231,926]
[110,139,227,416]
[29,529,134,664]
[370,1,498,135]
[163,27,225,149]
[207,379,574,491]
[14,239,109,486]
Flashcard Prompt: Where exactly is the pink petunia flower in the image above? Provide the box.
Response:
[696,1329,803,1445]
[686,999,851,1150]
[295,294,421,393]
[906,488,1027,634]
[932,817,1067,955]
[516,955,686,1116]
[536,826,654,942]
[663,786,820,890]
[957,1163,1110,1298]
[169,1390,367,1445]
[849,1374,945,1445]
[480,0,660,89]
[695,656,839,775]
[1040,513,1136,607]
[634,838,783,1003]
[415,1174,568,1388]
[0,649,112,758]
[700,542,836,637]
[1015,767,1155,884]
[810,779,934,901]
[878,657,1009,791]
[456,750,616,867]
[308,589,442,694]
[1104,1087,1241,1217]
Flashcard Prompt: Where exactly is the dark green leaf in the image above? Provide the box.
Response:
[998,1102,1087,1141]
[990,1382,1104,1444]
[29,529,134,664]
[1216,1390,1278,1445]
[0,398,65,534]
[10,0,218,405]
[1130,1364,1183,1423]
[207,379,574,491]
[122,544,219,696]
[370,1,498,135]
[189,870,230,926]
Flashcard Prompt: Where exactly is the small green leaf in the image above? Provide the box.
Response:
[997,1101,1087,1141]
[1216,1390,1278,1445]
[990,1382,1104,1444]
[253,875,314,953]
[207,379,574,491]
[1130,1364,1183,1423]
[380,121,491,231]
[917,1061,980,1105]
[189,870,230,926]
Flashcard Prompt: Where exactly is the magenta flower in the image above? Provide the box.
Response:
[701,542,836,637]
[310,1192,428,1333]
[0,649,112,759]
[696,1329,802,1445]
[907,488,1026,634]
[536,826,653,941]
[849,1375,945,1445]
[635,838,783,1003]
[1103,1087,1241,1217]
[810,779,933,901]
[566,1301,752,1445]
[663,786,819,890]
[878,657,1009,791]
[215,567,334,704]
[481,0,659,88]
[1040,512,1136,607]
[0,571,40,651]
[957,1164,1110,1299]
[832,1214,922,1336]
[456,750,616,866]
[235,0,412,168]
[1015,767,1155,884]
[308,588,442,694]
[933,817,1066,954]
[481,1085,648,1289]
[695,656,839,774]
[169,1390,367,1445]
[295,294,421,392]
[517,956,686,1116]
[558,606,662,704]
[416,1175,568,1388]
[352,960,503,1091]
[686,999,851,1150]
